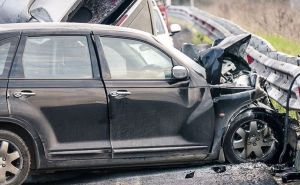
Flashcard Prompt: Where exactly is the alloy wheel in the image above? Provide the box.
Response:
[231,120,276,161]
[0,140,22,184]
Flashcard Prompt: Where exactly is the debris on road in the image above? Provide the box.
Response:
[27,163,278,185]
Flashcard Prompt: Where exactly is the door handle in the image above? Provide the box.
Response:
[109,90,131,97]
[13,91,36,98]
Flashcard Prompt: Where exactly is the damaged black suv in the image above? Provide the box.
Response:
[0,23,295,184]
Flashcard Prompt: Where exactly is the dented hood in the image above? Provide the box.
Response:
[199,34,251,85]
[213,34,251,57]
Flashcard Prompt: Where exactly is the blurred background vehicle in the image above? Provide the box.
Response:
[0,0,182,47]
[152,0,181,46]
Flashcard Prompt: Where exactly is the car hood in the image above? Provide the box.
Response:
[211,34,251,58]
[198,34,251,85]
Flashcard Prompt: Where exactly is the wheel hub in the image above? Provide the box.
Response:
[232,120,276,161]
[249,137,257,144]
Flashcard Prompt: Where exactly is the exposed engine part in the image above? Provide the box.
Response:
[181,34,252,86]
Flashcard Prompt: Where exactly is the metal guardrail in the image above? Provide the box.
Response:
[168,6,300,111]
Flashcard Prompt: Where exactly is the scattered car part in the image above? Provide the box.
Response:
[185,171,195,179]
[282,172,300,183]
[211,165,226,173]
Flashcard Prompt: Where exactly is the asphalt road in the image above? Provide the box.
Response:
[24,163,288,185]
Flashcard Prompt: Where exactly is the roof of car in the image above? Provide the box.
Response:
[0,23,152,36]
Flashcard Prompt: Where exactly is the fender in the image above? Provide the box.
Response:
[0,116,46,169]
[219,103,297,163]
[206,89,286,161]
[206,89,256,160]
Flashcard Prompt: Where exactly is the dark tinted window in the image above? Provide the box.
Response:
[17,36,93,79]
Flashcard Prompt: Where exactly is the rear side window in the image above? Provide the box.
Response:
[14,36,93,79]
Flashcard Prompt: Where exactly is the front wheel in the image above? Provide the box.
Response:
[223,116,283,164]
[0,130,31,185]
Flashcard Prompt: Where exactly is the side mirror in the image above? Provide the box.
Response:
[172,66,188,80]
[170,24,182,36]
[30,7,52,22]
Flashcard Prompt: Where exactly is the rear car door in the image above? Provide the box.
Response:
[96,35,214,158]
[7,33,111,159]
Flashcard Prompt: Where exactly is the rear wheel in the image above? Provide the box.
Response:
[0,130,30,185]
[223,116,283,164]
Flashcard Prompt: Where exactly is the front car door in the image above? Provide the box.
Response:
[95,34,215,158]
[0,35,19,118]
[7,33,111,160]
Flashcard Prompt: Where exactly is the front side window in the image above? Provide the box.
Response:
[100,37,173,80]
[0,42,11,76]
[16,36,93,79]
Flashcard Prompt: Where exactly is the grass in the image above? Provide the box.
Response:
[258,33,300,56]
[192,32,213,45]
[271,99,298,120]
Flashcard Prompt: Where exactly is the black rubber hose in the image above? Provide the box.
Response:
[279,73,300,163]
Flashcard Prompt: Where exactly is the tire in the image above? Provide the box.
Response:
[0,130,31,185]
[223,113,283,164]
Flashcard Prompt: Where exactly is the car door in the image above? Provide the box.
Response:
[95,35,214,158]
[7,33,111,159]
[0,36,19,117]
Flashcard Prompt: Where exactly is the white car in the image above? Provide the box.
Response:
[151,0,181,46]
[0,0,181,47]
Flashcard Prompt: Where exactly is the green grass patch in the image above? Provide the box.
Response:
[271,99,298,120]
[258,33,300,56]
[192,32,212,45]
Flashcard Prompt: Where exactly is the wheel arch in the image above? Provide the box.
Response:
[226,106,284,132]
[0,117,45,169]
[222,105,285,148]
[221,105,286,163]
